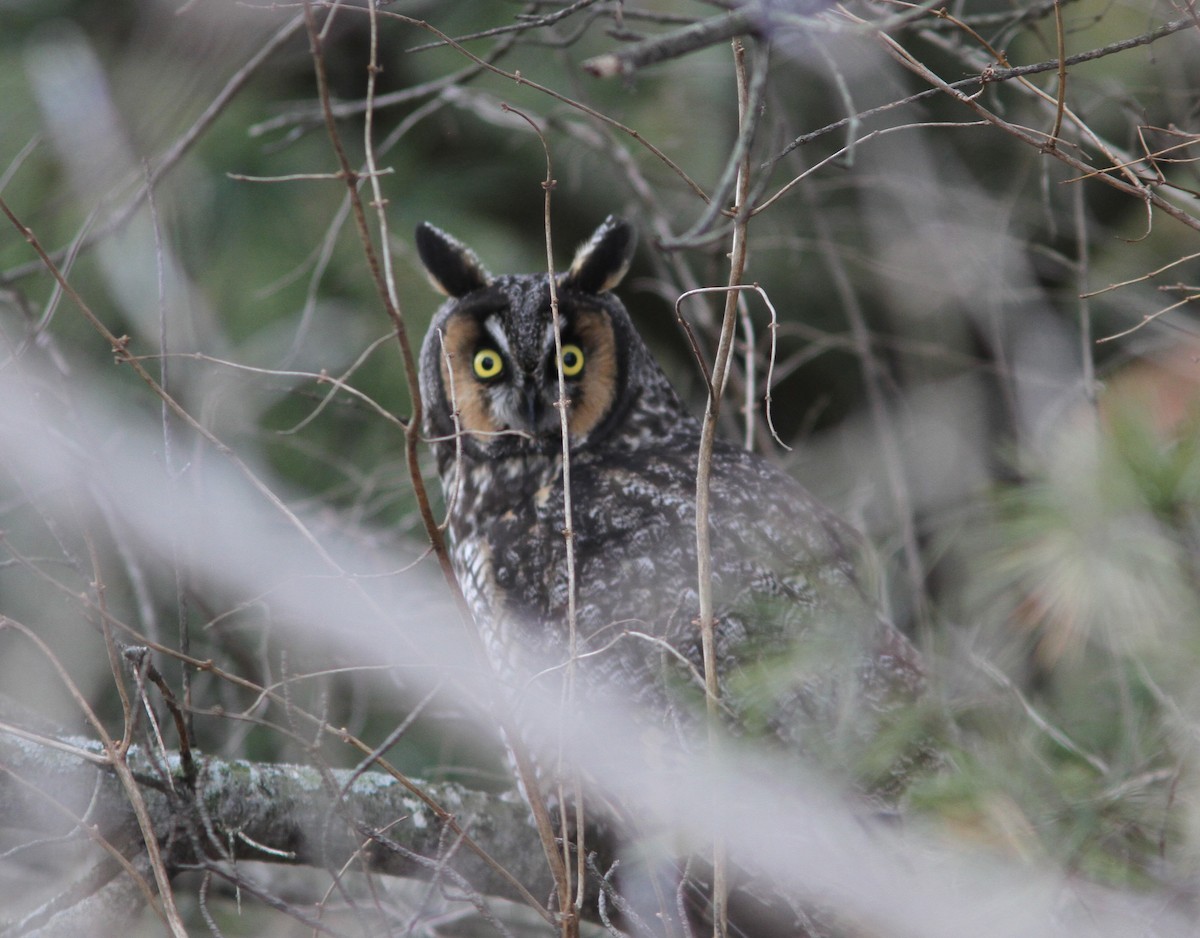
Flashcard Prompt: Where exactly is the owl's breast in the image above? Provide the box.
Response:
[444,456,575,664]
[444,440,882,689]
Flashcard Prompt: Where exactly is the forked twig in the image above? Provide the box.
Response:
[675,284,791,451]
[1096,291,1200,344]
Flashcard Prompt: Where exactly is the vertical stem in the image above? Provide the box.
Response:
[503,101,581,936]
[1048,0,1068,147]
[542,184,583,938]
[301,2,448,587]
[1074,183,1095,407]
[695,37,754,938]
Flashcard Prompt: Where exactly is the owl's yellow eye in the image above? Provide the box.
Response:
[559,343,585,377]
[473,348,504,380]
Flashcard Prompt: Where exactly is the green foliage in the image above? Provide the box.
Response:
[923,391,1200,889]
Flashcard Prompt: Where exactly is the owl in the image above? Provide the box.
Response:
[415,216,924,928]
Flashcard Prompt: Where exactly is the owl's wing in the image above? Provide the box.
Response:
[702,444,929,793]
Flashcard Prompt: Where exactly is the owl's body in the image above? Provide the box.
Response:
[416,218,922,774]
[416,218,923,934]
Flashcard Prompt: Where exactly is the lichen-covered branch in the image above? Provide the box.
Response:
[0,732,550,929]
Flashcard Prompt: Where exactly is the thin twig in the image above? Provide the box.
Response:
[1081,249,1200,298]
[301,2,459,606]
[676,284,791,452]
[1073,183,1095,405]
[407,0,604,52]
[144,157,194,749]
[755,120,988,217]
[1096,291,1200,343]
[973,655,1110,775]
[499,101,582,936]
[693,38,758,938]
[665,37,770,248]
[1047,0,1068,147]
[865,19,1200,236]
[123,647,197,787]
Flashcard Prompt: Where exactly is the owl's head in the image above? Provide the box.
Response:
[416,217,687,463]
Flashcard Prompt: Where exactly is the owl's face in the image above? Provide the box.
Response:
[426,278,622,455]
[418,218,666,461]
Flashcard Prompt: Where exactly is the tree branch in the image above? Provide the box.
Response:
[0,731,550,927]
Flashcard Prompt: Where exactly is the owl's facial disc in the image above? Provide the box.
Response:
[440,306,619,453]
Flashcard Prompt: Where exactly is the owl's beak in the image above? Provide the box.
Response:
[520,382,546,433]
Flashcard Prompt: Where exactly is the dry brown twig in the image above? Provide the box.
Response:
[860,3,1200,240]
[688,37,760,938]
[498,99,586,936]
[773,11,1199,162]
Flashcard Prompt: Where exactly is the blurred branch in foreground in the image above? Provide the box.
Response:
[0,728,548,936]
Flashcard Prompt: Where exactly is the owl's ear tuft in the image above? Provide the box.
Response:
[415,223,492,297]
[561,216,636,294]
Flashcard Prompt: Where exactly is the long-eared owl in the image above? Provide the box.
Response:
[415,217,923,792]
